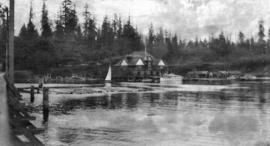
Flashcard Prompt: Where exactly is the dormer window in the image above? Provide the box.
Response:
[158,60,165,66]
[121,60,128,66]
[136,59,144,66]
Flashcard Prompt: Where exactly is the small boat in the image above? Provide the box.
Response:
[240,74,257,81]
[227,75,238,80]
[160,73,183,81]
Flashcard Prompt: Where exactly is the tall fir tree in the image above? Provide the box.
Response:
[268,29,270,53]
[54,10,65,39]
[152,27,167,58]
[83,4,90,38]
[122,17,143,53]
[75,25,83,40]
[61,0,78,35]
[117,16,122,39]
[171,34,178,52]
[82,4,97,48]
[26,1,39,39]
[147,23,155,53]
[101,16,111,47]
[238,31,245,44]
[19,24,28,38]
[258,20,266,54]
[41,0,52,38]
[238,31,245,49]
[258,20,265,42]
[209,32,230,57]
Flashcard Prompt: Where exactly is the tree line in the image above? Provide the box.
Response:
[1,0,270,75]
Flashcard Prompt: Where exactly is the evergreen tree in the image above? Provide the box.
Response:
[195,37,200,47]
[250,37,255,51]
[83,4,90,38]
[165,33,174,62]
[168,34,180,60]
[61,0,78,35]
[75,25,83,40]
[41,0,52,38]
[0,4,8,64]
[209,32,230,57]
[238,31,245,44]
[152,27,167,58]
[117,16,122,39]
[147,23,155,53]
[258,20,266,54]
[238,31,245,49]
[26,2,39,38]
[83,4,97,47]
[87,18,97,46]
[122,17,143,53]
[258,20,265,42]
[101,16,113,47]
[111,15,123,56]
[267,29,270,53]
[54,12,65,39]
[171,34,178,51]
[19,24,28,38]
[112,14,118,37]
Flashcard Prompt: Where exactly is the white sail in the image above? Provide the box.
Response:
[105,66,112,82]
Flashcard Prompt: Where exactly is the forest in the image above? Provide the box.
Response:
[1,0,270,78]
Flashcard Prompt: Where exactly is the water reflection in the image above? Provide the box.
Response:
[33,81,270,146]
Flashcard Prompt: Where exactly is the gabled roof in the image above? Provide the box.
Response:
[158,60,165,66]
[120,60,128,66]
[128,51,155,60]
[136,59,144,66]
[114,51,166,67]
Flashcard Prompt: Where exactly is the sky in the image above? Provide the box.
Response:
[2,0,270,41]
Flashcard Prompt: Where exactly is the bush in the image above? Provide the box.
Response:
[14,70,33,83]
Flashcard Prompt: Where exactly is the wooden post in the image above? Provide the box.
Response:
[36,87,40,94]
[30,86,35,103]
[8,0,15,83]
[42,88,49,123]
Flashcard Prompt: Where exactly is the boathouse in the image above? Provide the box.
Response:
[113,51,166,82]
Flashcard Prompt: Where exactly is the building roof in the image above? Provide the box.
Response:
[128,51,154,60]
[120,60,128,66]
[114,51,166,67]
[158,60,166,66]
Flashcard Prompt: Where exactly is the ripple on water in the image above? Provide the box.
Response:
[209,113,259,145]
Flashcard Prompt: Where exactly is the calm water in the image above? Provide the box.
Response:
[26,81,270,146]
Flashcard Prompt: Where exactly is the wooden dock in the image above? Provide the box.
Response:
[0,73,44,146]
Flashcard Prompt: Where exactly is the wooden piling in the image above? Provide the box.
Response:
[42,88,49,123]
[8,0,15,83]
[30,86,35,103]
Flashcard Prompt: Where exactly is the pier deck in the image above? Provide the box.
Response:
[0,73,44,146]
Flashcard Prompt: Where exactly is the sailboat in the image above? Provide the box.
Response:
[105,65,112,88]
[105,65,112,83]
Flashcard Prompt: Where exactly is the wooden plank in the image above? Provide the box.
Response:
[16,135,30,143]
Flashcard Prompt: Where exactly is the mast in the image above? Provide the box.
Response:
[144,38,147,59]
[145,45,147,58]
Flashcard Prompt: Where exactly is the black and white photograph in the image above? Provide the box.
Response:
[1,0,270,145]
